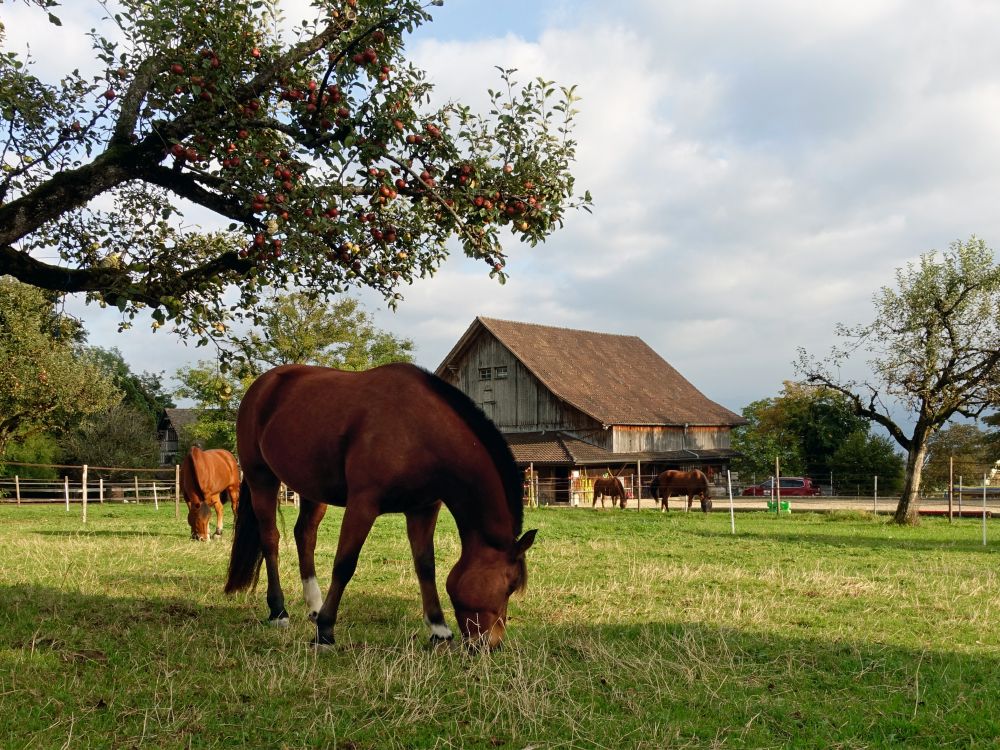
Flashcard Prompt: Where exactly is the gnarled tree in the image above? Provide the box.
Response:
[0,1,589,351]
[798,237,1000,524]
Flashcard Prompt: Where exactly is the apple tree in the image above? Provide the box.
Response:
[798,237,1000,524]
[0,276,120,460]
[0,0,590,353]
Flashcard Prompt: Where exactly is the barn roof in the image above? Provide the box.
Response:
[437,317,746,427]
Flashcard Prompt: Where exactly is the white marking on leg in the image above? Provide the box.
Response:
[302,576,323,619]
[424,615,453,640]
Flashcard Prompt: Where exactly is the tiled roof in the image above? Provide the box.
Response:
[440,317,746,427]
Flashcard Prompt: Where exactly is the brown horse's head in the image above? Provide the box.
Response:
[187,501,212,541]
[446,529,536,649]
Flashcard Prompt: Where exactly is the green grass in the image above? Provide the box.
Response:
[1,504,998,749]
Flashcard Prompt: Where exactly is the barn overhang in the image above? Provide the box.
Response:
[504,430,740,468]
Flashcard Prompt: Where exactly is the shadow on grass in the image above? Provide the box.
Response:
[0,582,998,748]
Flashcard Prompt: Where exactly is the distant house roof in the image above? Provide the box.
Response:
[158,408,200,432]
[506,431,739,467]
[437,317,746,427]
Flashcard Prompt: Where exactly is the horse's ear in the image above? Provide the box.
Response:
[512,529,537,558]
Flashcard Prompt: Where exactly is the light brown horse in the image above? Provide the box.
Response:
[650,469,712,513]
[592,476,627,509]
[180,446,241,541]
[224,363,537,649]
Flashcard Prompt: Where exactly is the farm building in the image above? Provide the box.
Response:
[157,408,198,466]
[436,317,746,505]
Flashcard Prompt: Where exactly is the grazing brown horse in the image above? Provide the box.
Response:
[224,363,537,649]
[180,446,241,541]
[649,469,713,513]
[592,477,627,509]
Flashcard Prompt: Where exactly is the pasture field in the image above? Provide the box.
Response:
[0,504,998,749]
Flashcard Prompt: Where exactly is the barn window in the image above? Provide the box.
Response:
[494,366,508,379]
[479,367,492,381]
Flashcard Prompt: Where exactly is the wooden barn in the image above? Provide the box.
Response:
[435,317,746,505]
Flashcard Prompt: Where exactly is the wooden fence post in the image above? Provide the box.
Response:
[637,460,642,511]
[134,475,140,504]
[82,464,88,524]
[64,476,70,511]
[948,456,954,523]
[774,456,781,515]
[983,475,988,547]
[728,469,735,534]
[14,475,20,506]
[174,464,180,520]
[152,482,159,510]
[99,477,104,504]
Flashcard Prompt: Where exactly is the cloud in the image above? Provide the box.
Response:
[16,1,1000,420]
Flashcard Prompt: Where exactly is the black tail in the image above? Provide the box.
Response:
[224,479,262,593]
[649,475,659,500]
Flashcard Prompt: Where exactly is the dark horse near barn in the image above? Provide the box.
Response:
[592,476,627,509]
[224,363,537,649]
[180,446,241,541]
[649,469,713,513]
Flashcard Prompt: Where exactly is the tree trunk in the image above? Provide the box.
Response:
[894,441,929,524]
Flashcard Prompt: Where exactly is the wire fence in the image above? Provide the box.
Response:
[525,470,1000,517]
[4,460,999,526]
[0,460,300,523]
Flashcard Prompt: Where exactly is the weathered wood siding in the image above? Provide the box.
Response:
[443,333,601,435]
[612,425,731,453]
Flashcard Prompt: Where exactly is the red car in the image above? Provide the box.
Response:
[742,477,822,497]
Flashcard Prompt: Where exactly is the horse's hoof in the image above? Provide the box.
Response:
[430,633,454,650]
[213,530,223,539]
[313,629,335,648]
[307,610,319,623]
[267,616,290,628]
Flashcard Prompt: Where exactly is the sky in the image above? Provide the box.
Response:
[9,0,1000,415]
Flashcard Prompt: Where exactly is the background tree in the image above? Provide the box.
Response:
[921,423,993,490]
[731,384,870,485]
[61,403,161,476]
[0,276,119,461]
[731,397,806,481]
[1,433,61,479]
[775,382,870,479]
[240,292,413,373]
[176,293,411,451]
[829,430,905,496]
[172,364,245,454]
[87,346,175,424]
[798,237,1000,523]
[0,1,589,355]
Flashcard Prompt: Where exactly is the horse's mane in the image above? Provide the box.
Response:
[416,367,524,537]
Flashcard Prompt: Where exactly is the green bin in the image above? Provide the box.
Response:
[766,499,791,513]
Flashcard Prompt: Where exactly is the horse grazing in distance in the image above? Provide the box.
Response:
[649,469,713,513]
[592,477,627,509]
[224,363,537,650]
[180,446,241,541]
